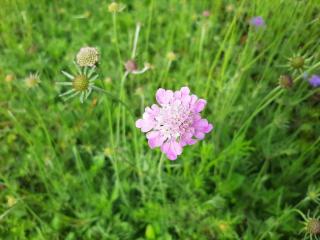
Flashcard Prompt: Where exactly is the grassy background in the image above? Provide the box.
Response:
[0,0,320,239]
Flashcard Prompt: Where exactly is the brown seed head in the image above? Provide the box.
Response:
[279,75,293,88]
[290,56,305,69]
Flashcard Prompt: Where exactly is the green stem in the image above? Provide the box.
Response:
[158,153,166,201]
[112,13,122,65]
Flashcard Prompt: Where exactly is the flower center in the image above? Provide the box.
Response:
[155,102,193,140]
[307,219,320,234]
[73,75,89,91]
[290,56,304,69]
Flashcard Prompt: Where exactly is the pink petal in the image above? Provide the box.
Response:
[156,89,174,105]
[165,90,174,104]
[181,86,190,96]
[138,119,155,132]
[135,119,143,128]
[161,142,170,155]
[195,99,207,112]
[187,138,197,145]
[181,95,191,106]
[148,136,165,149]
[156,88,166,104]
[174,90,182,99]
[172,141,183,155]
[167,153,178,160]
[190,95,198,104]
[205,124,213,133]
[146,131,159,139]
[194,119,208,128]
[151,104,160,113]
[194,119,213,133]
[194,131,205,139]
[161,142,177,160]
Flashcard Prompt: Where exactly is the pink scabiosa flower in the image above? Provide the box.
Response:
[136,86,213,160]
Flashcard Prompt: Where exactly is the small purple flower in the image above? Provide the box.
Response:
[308,75,320,88]
[250,16,266,28]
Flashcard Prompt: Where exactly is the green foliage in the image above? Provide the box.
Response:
[0,0,320,239]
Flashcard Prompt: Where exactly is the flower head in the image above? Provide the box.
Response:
[285,53,312,75]
[57,64,99,103]
[166,51,177,62]
[306,218,320,235]
[291,56,305,69]
[125,59,138,72]
[25,72,40,88]
[308,75,320,88]
[136,87,213,160]
[7,195,17,207]
[279,75,293,89]
[5,74,15,83]
[305,185,320,204]
[108,2,126,13]
[76,47,99,67]
[298,210,320,240]
[225,4,234,13]
[250,16,266,28]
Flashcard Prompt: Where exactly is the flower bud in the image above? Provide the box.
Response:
[279,75,293,89]
[125,59,138,72]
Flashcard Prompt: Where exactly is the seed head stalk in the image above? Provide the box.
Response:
[117,23,142,143]
[131,22,141,59]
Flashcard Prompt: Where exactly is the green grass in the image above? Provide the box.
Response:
[1,0,320,239]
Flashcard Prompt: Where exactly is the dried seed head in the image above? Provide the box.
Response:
[166,51,177,61]
[108,2,125,13]
[5,74,15,83]
[279,75,293,88]
[25,73,40,88]
[125,59,138,72]
[290,56,305,69]
[6,196,17,207]
[76,47,99,67]
[104,77,112,84]
[306,219,320,235]
[226,4,234,13]
[72,75,89,91]
[104,147,114,157]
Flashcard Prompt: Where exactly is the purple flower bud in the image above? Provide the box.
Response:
[125,59,138,72]
[308,75,320,88]
[250,16,266,28]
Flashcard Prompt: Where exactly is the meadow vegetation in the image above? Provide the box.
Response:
[0,0,320,239]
